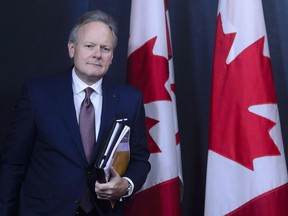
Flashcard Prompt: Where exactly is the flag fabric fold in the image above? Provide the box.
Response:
[205,0,288,215]
[125,0,183,215]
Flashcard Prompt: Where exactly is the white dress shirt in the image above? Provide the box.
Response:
[72,68,102,140]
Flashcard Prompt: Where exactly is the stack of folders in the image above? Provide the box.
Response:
[94,119,130,183]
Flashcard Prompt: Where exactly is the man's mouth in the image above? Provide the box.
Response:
[87,62,102,67]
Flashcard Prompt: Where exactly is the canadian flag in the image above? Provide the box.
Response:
[205,0,288,215]
[125,0,183,215]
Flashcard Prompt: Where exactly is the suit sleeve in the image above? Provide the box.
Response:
[0,82,37,215]
[124,91,151,194]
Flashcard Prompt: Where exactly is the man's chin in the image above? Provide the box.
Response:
[87,72,107,81]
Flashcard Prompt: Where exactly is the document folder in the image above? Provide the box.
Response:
[94,119,130,183]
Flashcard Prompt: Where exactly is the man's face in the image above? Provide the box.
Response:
[68,21,114,85]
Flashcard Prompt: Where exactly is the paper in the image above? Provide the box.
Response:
[95,119,130,182]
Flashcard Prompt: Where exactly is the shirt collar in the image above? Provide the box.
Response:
[72,67,103,95]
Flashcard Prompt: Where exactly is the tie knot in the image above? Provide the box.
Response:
[84,87,94,98]
[83,87,94,106]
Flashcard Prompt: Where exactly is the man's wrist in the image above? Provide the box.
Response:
[122,177,134,198]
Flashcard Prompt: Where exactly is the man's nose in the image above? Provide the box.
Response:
[93,47,101,58]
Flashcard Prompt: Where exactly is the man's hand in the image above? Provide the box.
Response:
[95,167,129,200]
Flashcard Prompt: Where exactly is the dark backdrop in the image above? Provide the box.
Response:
[1,0,288,215]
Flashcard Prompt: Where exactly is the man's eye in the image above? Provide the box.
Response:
[101,47,111,52]
[84,45,94,49]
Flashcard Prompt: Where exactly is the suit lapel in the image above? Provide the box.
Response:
[91,77,120,161]
[54,72,121,165]
[54,70,87,163]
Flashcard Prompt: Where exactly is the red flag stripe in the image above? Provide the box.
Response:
[226,183,288,216]
[124,177,182,216]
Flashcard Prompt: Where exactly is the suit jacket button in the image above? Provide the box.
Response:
[87,170,91,175]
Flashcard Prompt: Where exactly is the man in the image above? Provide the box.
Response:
[0,10,150,216]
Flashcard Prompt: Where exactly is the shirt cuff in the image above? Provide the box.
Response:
[122,177,134,198]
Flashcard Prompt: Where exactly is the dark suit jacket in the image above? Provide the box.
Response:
[0,68,150,216]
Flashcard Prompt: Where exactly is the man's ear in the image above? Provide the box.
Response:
[67,41,75,58]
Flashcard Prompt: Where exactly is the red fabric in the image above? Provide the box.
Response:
[126,1,182,215]
[124,177,181,216]
[205,1,288,216]
[226,183,288,216]
[210,15,279,171]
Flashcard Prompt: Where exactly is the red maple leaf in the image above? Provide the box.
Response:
[146,117,162,153]
[170,83,175,94]
[209,14,280,170]
[126,36,171,104]
[127,36,173,154]
[175,132,180,145]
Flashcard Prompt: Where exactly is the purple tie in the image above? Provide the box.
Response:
[79,87,95,162]
[79,87,95,213]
